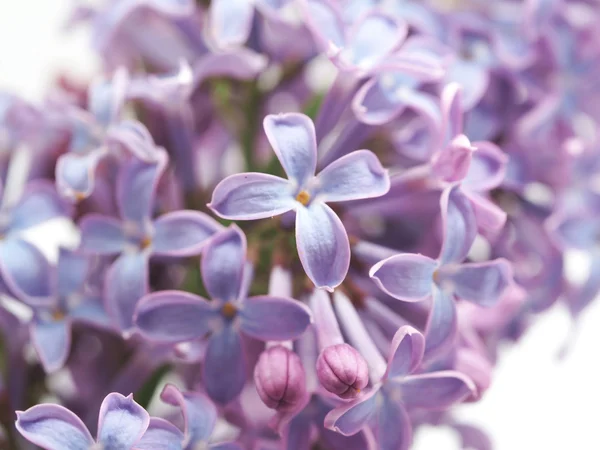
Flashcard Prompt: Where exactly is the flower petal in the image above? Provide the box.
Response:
[438,185,477,265]
[343,13,407,72]
[208,173,295,220]
[240,296,312,341]
[352,76,409,125]
[209,0,255,49]
[56,151,106,202]
[0,238,52,301]
[57,248,88,297]
[430,134,474,183]
[201,225,247,302]
[399,371,475,409]
[438,259,512,307]
[137,417,184,450]
[16,404,94,450]
[9,181,72,231]
[135,291,215,343]
[161,384,217,444]
[30,319,71,373]
[445,60,489,110]
[211,443,243,450]
[117,151,167,226]
[423,287,457,363]
[550,214,599,250]
[317,150,390,203]
[106,120,160,162]
[369,253,437,302]
[284,411,313,450]
[194,48,268,83]
[104,252,149,332]
[263,113,318,186]
[464,141,507,192]
[303,0,346,53]
[465,192,507,233]
[375,395,412,450]
[97,393,150,447]
[324,387,379,436]
[295,203,350,291]
[79,214,126,255]
[385,326,425,379]
[70,297,113,329]
[152,211,220,257]
[440,82,463,144]
[204,327,246,404]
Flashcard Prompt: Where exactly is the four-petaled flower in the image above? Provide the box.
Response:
[370,185,512,360]
[79,150,221,331]
[28,248,112,373]
[134,225,313,404]
[16,392,150,450]
[325,326,475,450]
[209,113,390,291]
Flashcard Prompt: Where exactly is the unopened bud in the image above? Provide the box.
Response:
[316,343,369,399]
[254,346,306,412]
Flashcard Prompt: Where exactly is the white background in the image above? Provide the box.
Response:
[1,1,599,449]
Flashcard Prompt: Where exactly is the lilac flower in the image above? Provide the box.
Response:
[6,0,600,446]
[208,0,301,51]
[311,289,368,399]
[303,0,407,75]
[16,392,150,450]
[352,36,447,126]
[209,113,390,290]
[548,211,600,317]
[56,68,129,202]
[281,324,374,450]
[370,185,512,359]
[134,225,312,404]
[254,344,307,412]
[28,248,112,373]
[0,180,72,301]
[79,150,221,331]
[430,84,508,233]
[326,293,475,450]
[85,0,200,71]
[139,384,242,449]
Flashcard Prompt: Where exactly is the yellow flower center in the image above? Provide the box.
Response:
[221,302,237,319]
[52,309,66,321]
[296,190,311,206]
[140,236,152,250]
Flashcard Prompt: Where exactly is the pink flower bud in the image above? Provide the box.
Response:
[316,343,369,399]
[254,345,306,412]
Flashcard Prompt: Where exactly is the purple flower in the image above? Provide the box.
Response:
[79,150,221,332]
[208,0,256,49]
[28,248,112,373]
[352,37,447,126]
[303,0,407,75]
[311,289,369,399]
[209,113,390,290]
[370,185,512,360]
[326,294,475,450]
[139,384,242,449]
[0,181,72,302]
[430,84,508,233]
[56,69,130,202]
[16,392,150,450]
[254,345,307,412]
[134,225,313,404]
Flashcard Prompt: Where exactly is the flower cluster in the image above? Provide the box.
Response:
[0,0,598,449]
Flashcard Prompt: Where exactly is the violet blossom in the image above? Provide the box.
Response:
[2,0,599,448]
